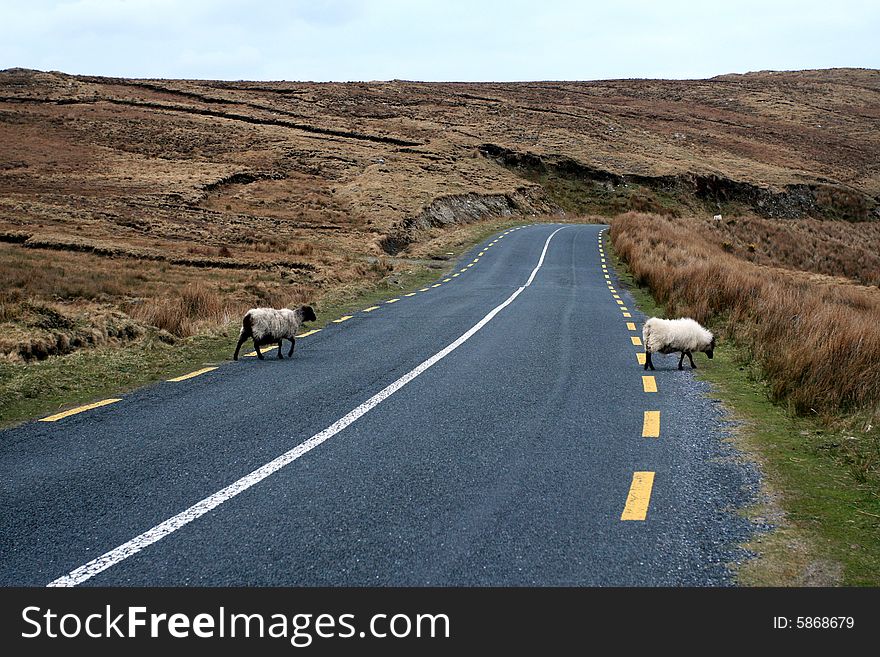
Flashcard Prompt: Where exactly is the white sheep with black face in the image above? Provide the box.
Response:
[643,317,715,371]
[233,305,317,360]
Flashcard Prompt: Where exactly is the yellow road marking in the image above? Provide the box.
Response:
[637,352,646,365]
[479,251,485,256]
[623,312,632,318]
[296,329,321,338]
[631,336,642,346]
[167,367,218,382]
[613,294,620,299]
[363,306,381,312]
[386,298,400,303]
[332,315,353,323]
[432,283,442,288]
[626,322,636,331]
[420,287,431,292]
[460,268,468,273]
[601,258,606,263]
[40,398,121,422]
[642,411,660,438]
[609,288,617,293]
[472,258,480,263]
[621,472,655,520]
[604,274,610,279]
[405,293,417,297]
[452,273,460,277]
[620,306,628,311]
[642,375,657,393]
[616,300,625,305]
[443,278,452,282]
[467,263,474,268]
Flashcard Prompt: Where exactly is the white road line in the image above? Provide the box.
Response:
[525,227,565,286]
[47,226,567,587]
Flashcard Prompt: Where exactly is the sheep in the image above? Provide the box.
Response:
[642,317,715,371]
[233,305,317,361]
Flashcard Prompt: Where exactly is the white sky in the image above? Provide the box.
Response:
[1,0,878,81]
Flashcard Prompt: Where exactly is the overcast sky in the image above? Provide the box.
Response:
[1,0,877,81]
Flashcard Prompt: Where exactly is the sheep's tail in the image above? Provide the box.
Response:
[241,311,254,336]
[233,311,254,361]
[642,319,655,353]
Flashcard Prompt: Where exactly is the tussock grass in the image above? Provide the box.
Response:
[610,212,880,417]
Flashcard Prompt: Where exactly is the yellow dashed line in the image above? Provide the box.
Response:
[296,329,321,338]
[443,278,452,282]
[363,306,381,312]
[616,300,625,306]
[621,472,655,521]
[626,322,637,331]
[452,273,460,277]
[623,312,632,318]
[642,411,660,438]
[332,316,353,323]
[642,376,657,393]
[167,367,218,383]
[432,284,442,288]
[40,398,121,422]
[472,258,480,263]
[420,288,431,292]
[613,294,621,299]
[405,293,417,297]
[460,268,468,273]
[467,263,474,268]
[620,306,628,311]
[386,299,400,303]
[609,288,617,293]
[631,336,642,346]
[479,251,485,256]
[637,352,646,365]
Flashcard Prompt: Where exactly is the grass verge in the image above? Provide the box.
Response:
[604,232,880,586]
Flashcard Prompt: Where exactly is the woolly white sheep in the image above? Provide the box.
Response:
[233,305,317,361]
[642,317,715,371]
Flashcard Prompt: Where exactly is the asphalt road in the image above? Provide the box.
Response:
[0,223,758,586]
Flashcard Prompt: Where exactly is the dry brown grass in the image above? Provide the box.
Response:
[610,212,880,417]
[702,215,880,286]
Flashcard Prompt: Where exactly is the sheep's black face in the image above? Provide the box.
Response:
[706,336,716,359]
[302,305,317,323]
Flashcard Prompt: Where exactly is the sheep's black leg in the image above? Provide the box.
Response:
[644,351,655,371]
[233,332,249,360]
[287,337,296,358]
[687,351,697,368]
[277,340,284,359]
[678,351,686,370]
[254,340,264,360]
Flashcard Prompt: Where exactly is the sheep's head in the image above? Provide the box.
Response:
[705,335,716,359]
[301,305,317,323]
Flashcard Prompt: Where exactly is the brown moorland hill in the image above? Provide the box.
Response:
[1,67,878,362]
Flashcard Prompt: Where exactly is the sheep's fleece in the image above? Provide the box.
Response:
[643,317,714,354]
[246,307,305,342]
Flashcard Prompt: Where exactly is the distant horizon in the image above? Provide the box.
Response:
[4,64,876,85]
[1,1,877,83]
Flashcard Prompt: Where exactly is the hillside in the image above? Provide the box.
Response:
[1,67,879,363]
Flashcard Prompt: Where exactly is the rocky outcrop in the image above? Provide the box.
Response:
[379,187,562,254]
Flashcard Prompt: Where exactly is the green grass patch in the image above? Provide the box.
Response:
[604,232,880,586]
